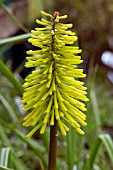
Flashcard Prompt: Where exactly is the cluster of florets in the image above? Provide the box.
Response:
[21,11,89,138]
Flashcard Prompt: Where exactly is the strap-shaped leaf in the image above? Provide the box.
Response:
[0,120,47,166]
[88,134,113,170]
[0,60,24,96]
[0,166,13,170]
[0,95,17,121]
[99,134,113,163]
[67,125,76,170]
[0,34,31,45]
[0,148,13,170]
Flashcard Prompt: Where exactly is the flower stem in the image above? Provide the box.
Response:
[48,119,58,170]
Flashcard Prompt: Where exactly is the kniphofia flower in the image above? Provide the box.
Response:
[21,11,89,138]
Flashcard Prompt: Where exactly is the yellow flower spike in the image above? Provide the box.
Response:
[22,11,89,138]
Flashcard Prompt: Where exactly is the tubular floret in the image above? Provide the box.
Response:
[41,11,53,18]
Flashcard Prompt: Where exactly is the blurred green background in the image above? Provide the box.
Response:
[0,0,113,170]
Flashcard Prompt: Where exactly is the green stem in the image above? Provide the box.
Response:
[48,12,59,170]
[48,120,58,170]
